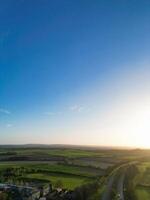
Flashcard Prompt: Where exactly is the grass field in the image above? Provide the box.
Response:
[137,162,150,185]
[25,173,90,189]
[0,162,102,177]
[135,186,150,200]
[0,148,105,158]
[0,162,97,189]
[135,162,150,200]
[0,148,109,191]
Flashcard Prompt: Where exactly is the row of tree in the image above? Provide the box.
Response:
[124,164,139,200]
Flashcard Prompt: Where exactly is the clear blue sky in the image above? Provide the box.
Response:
[0,0,150,147]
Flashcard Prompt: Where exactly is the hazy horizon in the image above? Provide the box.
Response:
[0,143,145,150]
[1,0,150,148]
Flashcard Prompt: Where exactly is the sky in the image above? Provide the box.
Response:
[0,0,150,148]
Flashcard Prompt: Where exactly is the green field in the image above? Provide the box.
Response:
[134,162,150,200]
[0,163,101,177]
[135,186,150,200]
[0,162,97,190]
[0,148,111,191]
[0,148,105,158]
[25,173,90,189]
[0,147,150,198]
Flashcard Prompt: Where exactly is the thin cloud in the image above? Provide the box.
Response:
[69,105,91,113]
[70,105,84,112]
[44,111,62,116]
[0,108,11,115]
[44,112,55,116]
[6,124,13,128]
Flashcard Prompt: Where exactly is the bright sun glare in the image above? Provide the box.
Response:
[125,104,150,148]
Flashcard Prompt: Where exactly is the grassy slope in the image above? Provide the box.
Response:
[0,163,101,177]
[6,148,106,158]
[0,162,96,190]
[135,162,150,200]
[25,173,90,189]
[135,186,150,200]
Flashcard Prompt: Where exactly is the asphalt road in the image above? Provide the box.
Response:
[101,165,127,200]
[116,173,125,200]
[101,171,116,200]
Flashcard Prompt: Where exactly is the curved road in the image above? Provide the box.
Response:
[116,172,125,200]
[101,172,116,200]
[101,165,127,200]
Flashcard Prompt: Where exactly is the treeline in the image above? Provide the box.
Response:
[124,164,139,200]
[73,180,100,200]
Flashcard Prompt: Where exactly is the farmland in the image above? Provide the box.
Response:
[0,162,96,189]
[0,146,150,199]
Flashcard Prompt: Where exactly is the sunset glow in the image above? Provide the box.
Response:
[0,0,150,149]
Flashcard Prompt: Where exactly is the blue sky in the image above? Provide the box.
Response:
[0,0,150,147]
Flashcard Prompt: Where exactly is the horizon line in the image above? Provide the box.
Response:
[0,143,148,150]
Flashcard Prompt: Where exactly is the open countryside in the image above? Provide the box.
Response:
[0,146,150,199]
[1,0,150,199]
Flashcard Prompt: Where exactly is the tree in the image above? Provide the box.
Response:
[54,180,63,188]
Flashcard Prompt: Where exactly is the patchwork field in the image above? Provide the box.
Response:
[0,162,98,189]
[25,173,89,189]
[0,146,150,199]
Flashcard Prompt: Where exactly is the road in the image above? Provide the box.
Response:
[101,171,116,200]
[116,172,125,200]
[101,164,128,200]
